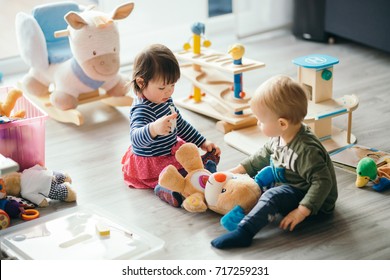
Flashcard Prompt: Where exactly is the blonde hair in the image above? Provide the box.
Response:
[250,75,308,124]
[131,44,180,96]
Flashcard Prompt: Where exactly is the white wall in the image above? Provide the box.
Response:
[233,0,293,38]
[99,0,210,64]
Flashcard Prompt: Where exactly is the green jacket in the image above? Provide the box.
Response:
[241,124,338,215]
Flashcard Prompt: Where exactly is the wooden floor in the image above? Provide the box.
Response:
[2,28,390,260]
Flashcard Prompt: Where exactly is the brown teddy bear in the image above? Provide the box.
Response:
[1,164,76,207]
[158,143,262,222]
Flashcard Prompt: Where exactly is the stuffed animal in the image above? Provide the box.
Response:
[356,157,390,192]
[158,143,212,212]
[1,165,77,207]
[205,171,261,231]
[158,142,263,225]
[15,2,134,110]
[0,178,24,219]
[0,89,26,118]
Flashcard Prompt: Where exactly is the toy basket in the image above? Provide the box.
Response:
[0,87,48,171]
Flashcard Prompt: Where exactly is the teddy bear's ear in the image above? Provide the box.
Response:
[175,143,203,171]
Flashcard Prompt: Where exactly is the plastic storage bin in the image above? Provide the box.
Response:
[0,87,48,171]
[0,206,164,259]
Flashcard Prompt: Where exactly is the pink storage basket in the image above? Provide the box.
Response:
[0,87,48,171]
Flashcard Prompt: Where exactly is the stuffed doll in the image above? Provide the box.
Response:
[1,164,77,207]
[356,157,390,192]
[0,88,26,119]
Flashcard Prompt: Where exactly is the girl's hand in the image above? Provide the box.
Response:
[150,113,177,138]
[200,140,221,156]
[279,205,311,231]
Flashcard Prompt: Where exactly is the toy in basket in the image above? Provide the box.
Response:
[15,1,135,125]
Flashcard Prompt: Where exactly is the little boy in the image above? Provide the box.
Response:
[211,75,338,249]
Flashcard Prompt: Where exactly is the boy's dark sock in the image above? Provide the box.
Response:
[211,227,254,249]
[154,184,183,208]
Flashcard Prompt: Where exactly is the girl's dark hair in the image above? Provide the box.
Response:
[131,44,180,95]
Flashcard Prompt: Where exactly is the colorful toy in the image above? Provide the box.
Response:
[0,88,26,119]
[158,143,211,212]
[224,54,360,155]
[15,1,134,125]
[228,43,246,115]
[175,23,265,133]
[205,171,261,231]
[1,164,77,207]
[356,157,390,192]
[183,22,211,103]
[0,177,37,230]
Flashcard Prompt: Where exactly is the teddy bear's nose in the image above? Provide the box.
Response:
[214,173,227,183]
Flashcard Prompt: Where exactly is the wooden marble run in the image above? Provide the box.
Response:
[224,54,359,155]
[175,24,265,133]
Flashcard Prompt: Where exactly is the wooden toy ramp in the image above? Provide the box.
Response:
[224,94,359,155]
[175,48,265,75]
[175,48,265,132]
[24,90,133,126]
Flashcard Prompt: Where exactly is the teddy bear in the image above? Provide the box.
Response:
[158,143,263,223]
[204,171,262,231]
[1,164,77,207]
[0,88,26,119]
[158,143,212,212]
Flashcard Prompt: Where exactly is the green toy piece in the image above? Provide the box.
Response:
[356,157,390,192]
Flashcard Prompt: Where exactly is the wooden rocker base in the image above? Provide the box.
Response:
[224,125,357,155]
[24,90,133,126]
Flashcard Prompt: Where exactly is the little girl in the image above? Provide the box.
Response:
[121,44,221,206]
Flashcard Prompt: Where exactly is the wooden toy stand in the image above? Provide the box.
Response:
[224,54,359,155]
[175,48,265,133]
[24,89,133,126]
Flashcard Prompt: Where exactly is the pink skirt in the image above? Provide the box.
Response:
[121,140,185,189]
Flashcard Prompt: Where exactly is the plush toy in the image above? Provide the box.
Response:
[205,171,261,231]
[356,157,390,192]
[0,89,26,118]
[15,2,134,110]
[158,143,212,212]
[0,177,26,230]
[158,143,263,227]
[1,164,77,207]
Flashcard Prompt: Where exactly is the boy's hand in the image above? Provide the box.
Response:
[280,205,311,231]
[150,113,177,138]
